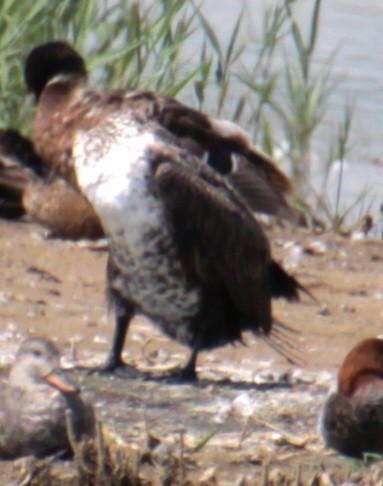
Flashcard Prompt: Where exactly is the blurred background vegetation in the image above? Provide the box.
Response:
[1,0,362,231]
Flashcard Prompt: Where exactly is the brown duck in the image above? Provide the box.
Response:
[321,338,383,458]
[0,337,95,459]
[25,41,309,380]
[0,129,104,240]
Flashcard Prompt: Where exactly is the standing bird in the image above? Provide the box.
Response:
[25,41,308,380]
[321,338,383,458]
[0,129,104,240]
[0,337,95,459]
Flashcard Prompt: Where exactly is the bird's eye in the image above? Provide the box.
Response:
[32,350,42,357]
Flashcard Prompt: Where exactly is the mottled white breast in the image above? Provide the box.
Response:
[73,120,201,338]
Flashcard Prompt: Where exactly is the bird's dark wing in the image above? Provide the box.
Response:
[33,77,296,221]
[0,129,45,176]
[153,152,273,333]
[125,91,296,221]
[228,158,296,222]
[0,163,29,219]
[0,129,44,220]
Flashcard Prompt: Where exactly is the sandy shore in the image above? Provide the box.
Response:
[0,219,382,483]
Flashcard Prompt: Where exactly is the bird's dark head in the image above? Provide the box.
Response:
[24,41,87,101]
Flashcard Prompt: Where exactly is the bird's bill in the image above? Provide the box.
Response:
[44,369,79,393]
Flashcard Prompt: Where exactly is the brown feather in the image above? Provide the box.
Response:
[154,154,273,334]
[0,129,104,239]
[34,81,295,220]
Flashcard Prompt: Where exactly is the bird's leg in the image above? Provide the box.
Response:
[87,302,140,377]
[179,341,200,382]
[100,312,131,371]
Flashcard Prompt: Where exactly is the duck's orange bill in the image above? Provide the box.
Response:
[44,370,79,393]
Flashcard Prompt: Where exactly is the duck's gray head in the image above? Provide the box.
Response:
[9,337,78,392]
[24,41,87,101]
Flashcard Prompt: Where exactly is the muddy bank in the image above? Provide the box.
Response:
[0,219,382,483]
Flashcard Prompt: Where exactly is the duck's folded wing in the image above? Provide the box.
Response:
[154,158,273,332]
[156,96,296,221]
[228,157,296,222]
[0,129,45,176]
[124,91,296,221]
[0,164,29,219]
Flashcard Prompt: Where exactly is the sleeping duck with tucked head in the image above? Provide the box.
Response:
[0,129,104,240]
[24,41,312,380]
[321,338,383,458]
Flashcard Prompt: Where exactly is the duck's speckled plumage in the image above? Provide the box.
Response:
[0,337,95,459]
[321,338,383,458]
[25,42,307,379]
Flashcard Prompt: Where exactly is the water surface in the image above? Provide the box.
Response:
[199,0,383,225]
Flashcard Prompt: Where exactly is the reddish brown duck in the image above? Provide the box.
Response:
[321,338,383,458]
[24,41,309,380]
[0,129,104,239]
[0,337,95,459]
